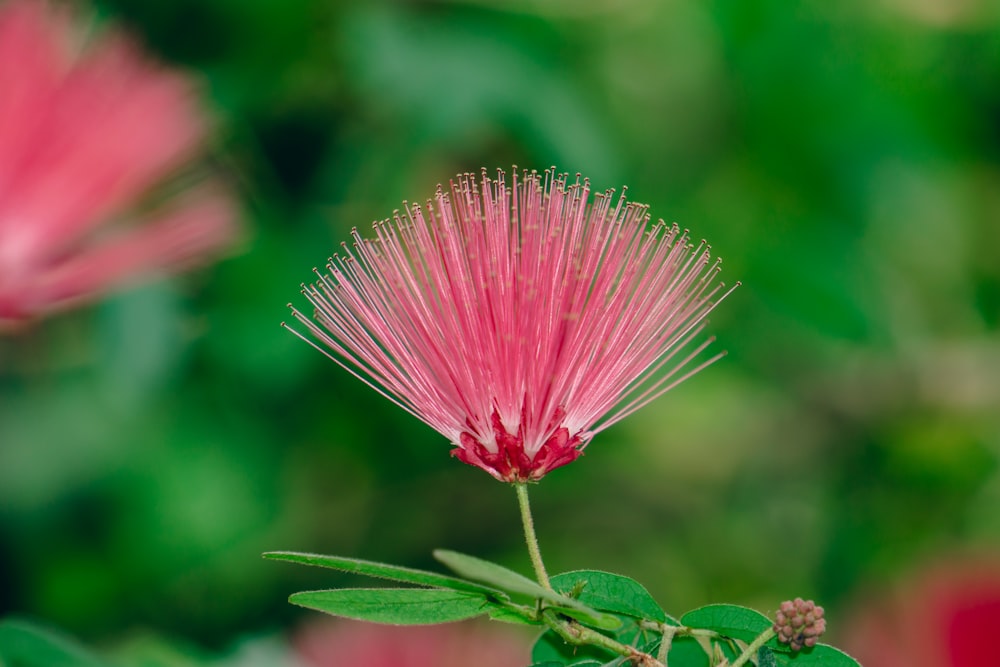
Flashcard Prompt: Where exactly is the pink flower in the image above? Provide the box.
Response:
[0,0,237,327]
[293,618,529,667]
[288,168,736,482]
[840,554,1000,667]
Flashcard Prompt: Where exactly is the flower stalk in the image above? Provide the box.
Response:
[515,483,551,590]
[730,627,776,667]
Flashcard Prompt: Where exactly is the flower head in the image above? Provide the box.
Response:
[774,597,826,651]
[0,0,237,327]
[288,168,736,482]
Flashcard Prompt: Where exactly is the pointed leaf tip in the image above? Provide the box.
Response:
[263,551,501,596]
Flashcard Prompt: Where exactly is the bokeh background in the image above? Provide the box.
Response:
[2,0,1000,664]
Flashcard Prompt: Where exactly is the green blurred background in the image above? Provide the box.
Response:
[2,0,999,662]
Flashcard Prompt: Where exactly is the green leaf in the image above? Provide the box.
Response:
[263,551,499,596]
[531,629,615,665]
[665,635,711,667]
[680,604,772,643]
[758,646,779,667]
[289,588,489,624]
[433,549,554,597]
[433,550,621,630]
[545,605,622,633]
[607,618,656,650]
[486,605,543,626]
[0,618,111,667]
[550,570,667,623]
[532,628,670,667]
[769,644,861,667]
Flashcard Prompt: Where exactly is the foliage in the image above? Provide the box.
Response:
[0,618,112,667]
[268,550,862,667]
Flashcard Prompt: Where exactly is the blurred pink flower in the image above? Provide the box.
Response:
[293,618,529,667]
[840,554,1000,667]
[288,168,736,482]
[0,0,237,327]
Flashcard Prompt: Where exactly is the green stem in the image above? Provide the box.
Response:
[657,623,676,665]
[514,484,666,666]
[730,627,776,667]
[515,483,551,589]
[541,611,666,667]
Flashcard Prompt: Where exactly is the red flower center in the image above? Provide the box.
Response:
[452,409,584,483]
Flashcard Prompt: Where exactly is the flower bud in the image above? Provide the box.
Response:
[773,598,826,651]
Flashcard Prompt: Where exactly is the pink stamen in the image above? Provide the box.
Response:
[290,168,737,482]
